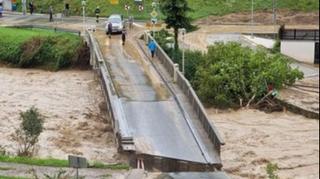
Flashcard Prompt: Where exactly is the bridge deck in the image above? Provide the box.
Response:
[98,33,221,165]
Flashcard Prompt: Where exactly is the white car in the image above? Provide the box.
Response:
[105,14,124,34]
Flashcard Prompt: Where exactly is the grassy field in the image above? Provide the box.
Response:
[14,0,319,20]
[0,27,88,70]
[0,155,129,170]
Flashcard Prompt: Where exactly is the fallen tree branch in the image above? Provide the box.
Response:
[246,94,256,108]
[255,91,273,106]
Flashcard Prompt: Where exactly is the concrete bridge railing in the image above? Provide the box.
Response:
[144,33,225,152]
[84,30,135,152]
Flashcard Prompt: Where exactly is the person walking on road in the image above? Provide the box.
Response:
[148,40,157,58]
[29,1,34,15]
[64,3,70,17]
[107,22,112,39]
[49,6,53,22]
[122,28,127,46]
[95,6,100,23]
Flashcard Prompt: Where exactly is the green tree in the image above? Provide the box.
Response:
[160,0,192,50]
[13,107,44,156]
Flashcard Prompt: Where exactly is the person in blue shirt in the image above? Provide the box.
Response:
[148,40,157,58]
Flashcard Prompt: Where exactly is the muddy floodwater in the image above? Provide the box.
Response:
[0,67,124,163]
[208,108,319,179]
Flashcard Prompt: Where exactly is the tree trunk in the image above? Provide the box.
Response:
[174,28,179,50]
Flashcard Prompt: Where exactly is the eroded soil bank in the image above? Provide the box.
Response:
[196,10,319,25]
[208,108,319,179]
[0,67,125,163]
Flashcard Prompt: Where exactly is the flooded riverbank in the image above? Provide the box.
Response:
[0,67,124,163]
[208,108,319,179]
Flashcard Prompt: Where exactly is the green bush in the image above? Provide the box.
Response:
[193,42,303,108]
[0,27,89,71]
[267,163,279,179]
[13,107,44,156]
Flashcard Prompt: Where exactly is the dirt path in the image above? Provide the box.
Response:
[207,108,319,179]
[184,10,319,52]
[0,67,125,163]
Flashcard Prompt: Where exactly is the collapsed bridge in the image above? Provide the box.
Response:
[85,30,225,172]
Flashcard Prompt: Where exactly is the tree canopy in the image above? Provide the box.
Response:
[160,0,192,49]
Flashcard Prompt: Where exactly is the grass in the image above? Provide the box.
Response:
[0,155,69,168]
[0,27,56,46]
[14,0,319,20]
[91,162,130,170]
[0,155,129,170]
[0,167,14,171]
[0,176,30,179]
[0,27,88,70]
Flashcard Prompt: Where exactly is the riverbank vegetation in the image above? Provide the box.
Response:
[0,27,89,71]
[0,155,129,170]
[154,30,303,108]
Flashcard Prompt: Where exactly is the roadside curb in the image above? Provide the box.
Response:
[275,97,319,119]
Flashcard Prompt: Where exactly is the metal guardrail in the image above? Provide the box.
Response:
[5,24,82,36]
[144,33,225,151]
[280,28,319,41]
[84,30,134,151]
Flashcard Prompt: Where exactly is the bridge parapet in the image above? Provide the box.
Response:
[85,30,135,152]
[143,32,225,152]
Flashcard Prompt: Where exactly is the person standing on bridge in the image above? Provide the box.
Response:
[148,40,157,58]
[122,28,127,46]
[49,6,53,22]
[95,6,100,23]
[107,22,112,39]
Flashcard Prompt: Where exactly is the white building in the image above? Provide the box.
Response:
[280,29,319,64]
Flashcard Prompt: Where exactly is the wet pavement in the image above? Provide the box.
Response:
[97,32,220,164]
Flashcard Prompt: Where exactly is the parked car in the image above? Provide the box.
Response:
[105,14,124,34]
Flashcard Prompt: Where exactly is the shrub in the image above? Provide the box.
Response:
[193,42,303,108]
[266,163,279,179]
[13,107,44,157]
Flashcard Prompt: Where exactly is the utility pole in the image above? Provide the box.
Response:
[272,0,277,39]
[251,0,254,38]
[82,0,86,31]
[151,1,158,38]
[179,28,186,75]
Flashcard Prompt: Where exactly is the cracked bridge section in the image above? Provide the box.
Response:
[94,31,223,172]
